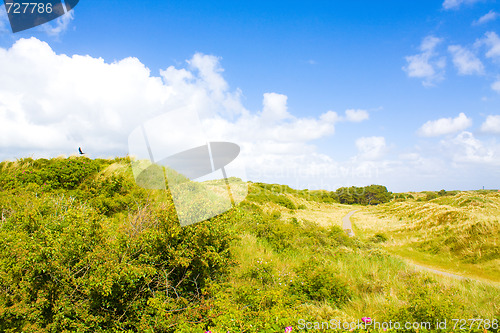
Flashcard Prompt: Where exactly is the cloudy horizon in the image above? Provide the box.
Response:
[1,1,500,193]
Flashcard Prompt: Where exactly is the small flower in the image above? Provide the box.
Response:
[285,327,293,333]
[361,317,372,324]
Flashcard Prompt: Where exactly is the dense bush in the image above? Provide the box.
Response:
[0,158,238,331]
[386,273,466,332]
[371,233,388,243]
[291,259,351,305]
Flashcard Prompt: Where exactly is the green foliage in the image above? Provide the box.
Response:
[386,273,466,332]
[336,184,392,205]
[247,182,338,205]
[0,158,497,331]
[291,259,351,305]
[246,184,296,209]
[0,157,238,331]
[426,192,438,201]
[393,193,415,201]
[0,157,102,191]
[371,233,388,243]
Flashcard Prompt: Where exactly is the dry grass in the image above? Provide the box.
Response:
[260,194,355,228]
[352,191,500,282]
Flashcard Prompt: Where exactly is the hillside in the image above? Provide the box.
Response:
[0,157,498,332]
[352,191,500,282]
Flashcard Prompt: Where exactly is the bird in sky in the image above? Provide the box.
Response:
[78,147,85,155]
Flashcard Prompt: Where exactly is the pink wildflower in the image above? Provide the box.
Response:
[285,327,293,332]
[361,317,372,324]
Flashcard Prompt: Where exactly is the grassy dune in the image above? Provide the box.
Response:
[0,158,499,331]
[352,191,500,283]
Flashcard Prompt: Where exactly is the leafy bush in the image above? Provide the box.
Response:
[291,259,351,305]
[0,158,238,331]
[426,192,438,201]
[270,194,296,209]
[386,274,465,332]
[371,233,388,243]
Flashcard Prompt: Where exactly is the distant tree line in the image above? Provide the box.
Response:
[335,185,392,205]
[248,183,392,206]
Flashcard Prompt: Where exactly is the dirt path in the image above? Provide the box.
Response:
[341,210,474,282]
[405,259,467,280]
[342,209,359,237]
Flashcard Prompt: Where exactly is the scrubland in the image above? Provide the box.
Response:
[0,157,498,332]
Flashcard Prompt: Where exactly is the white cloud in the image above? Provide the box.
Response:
[481,115,500,133]
[418,113,472,137]
[40,10,75,37]
[355,136,386,160]
[1,37,499,192]
[492,80,500,93]
[440,131,497,164]
[345,109,369,122]
[480,31,500,60]
[473,10,499,25]
[261,93,291,122]
[442,0,482,10]
[448,45,484,75]
[403,36,446,86]
[0,37,376,191]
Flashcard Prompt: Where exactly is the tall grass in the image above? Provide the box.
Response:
[353,191,500,282]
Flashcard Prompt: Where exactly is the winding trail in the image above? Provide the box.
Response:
[342,209,359,237]
[341,210,473,282]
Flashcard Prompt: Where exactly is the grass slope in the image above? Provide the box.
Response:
[352,191,500,283]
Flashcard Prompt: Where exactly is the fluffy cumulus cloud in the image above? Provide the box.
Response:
[403,36,446,86]
[448,45,484,75]
[440,132,497,164]
[479,31,500,60]
[481,115,500,134]
[473,10,499,25]
[2,37,499,192]
[0,37,375,190]
[418,113,472,137]
[442,0,482,10]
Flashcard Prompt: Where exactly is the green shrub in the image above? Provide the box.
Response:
[426,192,438,201]
[291,259,351,305]
[371,233,388,243]
[269,194,296,209]
[0,159,238,331]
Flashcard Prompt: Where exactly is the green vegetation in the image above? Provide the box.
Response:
[336,185,392,205]
[353,190,500,282]
[248,182,392,206]
[0,157,498,332]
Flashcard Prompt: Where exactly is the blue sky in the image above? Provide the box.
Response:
[1,0,500,192]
